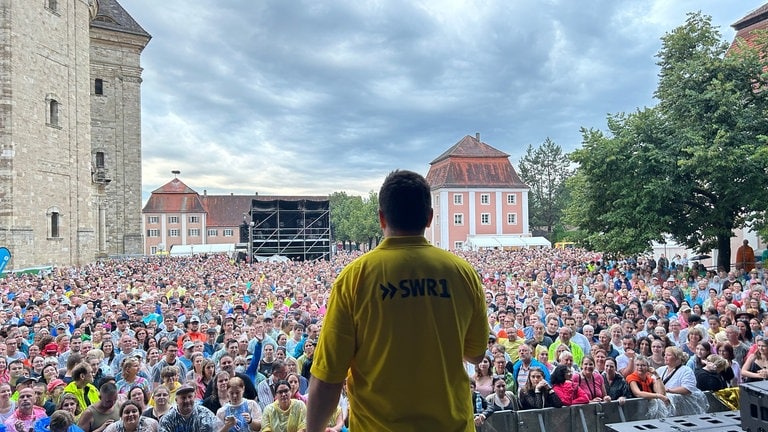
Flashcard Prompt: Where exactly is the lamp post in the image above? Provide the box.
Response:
[243,212,254,264]
[248,221,254,264]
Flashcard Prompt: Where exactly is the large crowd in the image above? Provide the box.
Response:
[0,247,760,431]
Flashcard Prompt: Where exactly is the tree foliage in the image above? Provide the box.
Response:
[566,13,768,270]
[566,110,673,253]
[518,138,572,238]
[330,191,380,248]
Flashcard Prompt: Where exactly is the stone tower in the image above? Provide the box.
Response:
[0,0,149,269]
[90,0,150,258]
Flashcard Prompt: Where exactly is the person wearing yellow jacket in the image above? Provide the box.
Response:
[62,363,100,412]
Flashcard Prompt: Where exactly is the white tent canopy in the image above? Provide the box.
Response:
[254,255,290,263]
[169,244,236,256]
[464,235,551,250]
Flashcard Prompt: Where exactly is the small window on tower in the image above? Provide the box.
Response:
[48,99,59,127]
[95,152,105,169]
[95,79,103,95]
[50,212,59,238]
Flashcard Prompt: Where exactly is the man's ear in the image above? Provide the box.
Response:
[425,208,434,228]
[378,209,386,229]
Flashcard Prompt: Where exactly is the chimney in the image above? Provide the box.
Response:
[476,132,480,142]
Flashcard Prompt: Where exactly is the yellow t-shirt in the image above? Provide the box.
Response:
[312,236,488,432]
[499,337,524,363]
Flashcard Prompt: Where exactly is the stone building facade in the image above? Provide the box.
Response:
[0,0,148,269]
[90,0,149,258]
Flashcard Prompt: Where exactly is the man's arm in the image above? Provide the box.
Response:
[306,376,343,432]
[77,408,94,432]
[618,350,635,377]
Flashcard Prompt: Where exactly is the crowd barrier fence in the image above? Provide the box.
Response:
[478,391,733,432]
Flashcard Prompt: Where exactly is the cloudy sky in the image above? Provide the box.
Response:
[120,1,764,201]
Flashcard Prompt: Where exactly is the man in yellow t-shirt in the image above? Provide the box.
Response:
[307,170,488,432]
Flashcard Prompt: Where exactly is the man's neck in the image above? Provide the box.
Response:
[16,408,34,419]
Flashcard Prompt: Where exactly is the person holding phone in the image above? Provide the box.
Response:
[216,377,261,432]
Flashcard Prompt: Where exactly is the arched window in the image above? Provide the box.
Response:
[46,94,61,127]
[49,100,58,125]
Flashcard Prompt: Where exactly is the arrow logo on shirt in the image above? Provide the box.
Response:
[380,283,397,300]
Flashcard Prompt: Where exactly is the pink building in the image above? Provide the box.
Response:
[142,177,252,255]
[426,134,542,250]
[142,176,330,258]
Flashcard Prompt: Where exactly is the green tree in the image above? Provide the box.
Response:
[517,138,572,238]
[353,191,381,249]
[330,191,381,250]
[566,110,673,254]
[567,13,768,270]
[329,192,359,248]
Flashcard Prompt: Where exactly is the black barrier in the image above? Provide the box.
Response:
[605,411,742,432]
[479,392,733,432]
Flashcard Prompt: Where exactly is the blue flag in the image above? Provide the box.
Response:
[0,247,10,274]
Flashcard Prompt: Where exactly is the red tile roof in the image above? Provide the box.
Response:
[200,195,253,227]
[731,3,768,51]
[144,176,332,228]
[150,178,197,194]
[426,135,527,189]
[430,135,510,164]
[143,179,206,213]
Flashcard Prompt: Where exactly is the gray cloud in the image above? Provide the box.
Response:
[124,0,760,200]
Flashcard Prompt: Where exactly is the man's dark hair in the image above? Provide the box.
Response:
[99,381,117,396]
[550,365,570,385]
[96,376,116,388]
[49,410,75,432]
[271,359,286,374]
[71,362,90,381]
[378,170,431,232]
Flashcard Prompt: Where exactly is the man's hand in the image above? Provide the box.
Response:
[98,420,115,432]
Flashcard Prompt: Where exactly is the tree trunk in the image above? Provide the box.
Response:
[717,234,731,272]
